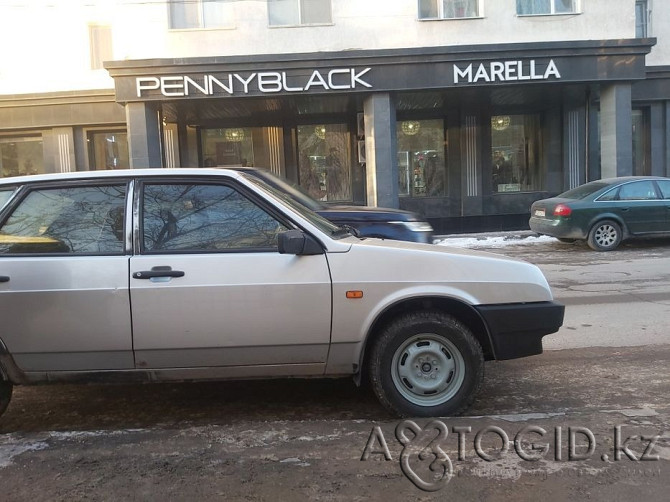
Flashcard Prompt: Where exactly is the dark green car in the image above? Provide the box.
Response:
[529,176,670,251]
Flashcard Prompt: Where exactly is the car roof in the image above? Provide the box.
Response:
[0,168,246,186]
[598,176,669,185]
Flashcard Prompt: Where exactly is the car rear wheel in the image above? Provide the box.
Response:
[368,311,484,417]
[0,379,12,418]
[587,220,622,251]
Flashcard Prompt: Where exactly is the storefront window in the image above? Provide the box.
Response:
[491,114,542,193]
[201,128,255,167]
[0,137,44,178]
[88,131,129,170]
[632,108,650,176]
[297,124,351,202]
[397,119,446,197]
[516,0,576,15]
[418,0,479,19]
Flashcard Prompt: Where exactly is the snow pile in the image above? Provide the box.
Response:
[435,233,557,249]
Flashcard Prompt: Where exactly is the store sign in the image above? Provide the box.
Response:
[135,67,372,97]
[453,59,561,84]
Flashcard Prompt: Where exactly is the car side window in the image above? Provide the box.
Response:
[142,183,288,253]
[0,189,15,210]
[617,181,659,201]
[0,184,126,255]
[656,180,670,199]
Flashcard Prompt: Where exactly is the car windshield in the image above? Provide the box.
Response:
[241,173,345,238]
[558,181,610,200]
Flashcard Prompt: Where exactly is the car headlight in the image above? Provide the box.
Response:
[390,221,434,232]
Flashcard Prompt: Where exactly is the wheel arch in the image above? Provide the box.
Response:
[587,213,629,239]
[354,296,495,385]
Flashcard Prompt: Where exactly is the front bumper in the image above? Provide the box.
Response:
[475,301,565,360]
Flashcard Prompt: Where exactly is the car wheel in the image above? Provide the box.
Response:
[557,238,576,243]
[0,379,12,418]
[587,220,622,251]
[368,311,484,417]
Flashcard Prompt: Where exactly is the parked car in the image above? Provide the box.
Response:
[530,176,670,251]
[230,167,434,243]
[0,169,564,418]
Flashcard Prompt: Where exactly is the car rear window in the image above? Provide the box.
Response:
[559,182,609,200]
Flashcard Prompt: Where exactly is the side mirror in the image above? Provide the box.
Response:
[278,229,324,255]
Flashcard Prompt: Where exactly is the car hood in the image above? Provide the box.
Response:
[328,236,554,305]
[317,205,420,222]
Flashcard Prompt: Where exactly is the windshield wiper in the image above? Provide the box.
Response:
[334,224,361,238]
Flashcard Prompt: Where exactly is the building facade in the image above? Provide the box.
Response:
[1,0,669,233]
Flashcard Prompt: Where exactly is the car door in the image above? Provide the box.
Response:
[129,179,332,371]
[613,180,666,234]
[0,181,133,372]
[656,180,670,231]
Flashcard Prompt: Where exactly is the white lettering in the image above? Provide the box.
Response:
[304,70,329,91]
[257,72,282,92]
[234,73,257,94]
[490,62,504,82]
[518,61,531,80]
[161,76,185,97]
[282,72,303,92]
[136,77,160,97]
[545,59,561,79]
[454,64,473,83]
[530,60,541,80]
[473,63,490,82]
[209,74,233,94]
[328,68,351,90]
[183,76,209,95]
[351,68,372,88]
[504,61,517,81]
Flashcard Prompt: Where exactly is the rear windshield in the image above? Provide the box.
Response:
[559,182,609,200]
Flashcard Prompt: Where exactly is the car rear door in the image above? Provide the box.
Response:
[0,181,133,372]
[656,180,670,231]
[129,178,332,372]
[612,180,666,234]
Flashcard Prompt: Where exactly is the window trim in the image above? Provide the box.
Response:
[516,0,581,17]
[417,0,483,21]
[0,180,131,257]
[267,0,334,28]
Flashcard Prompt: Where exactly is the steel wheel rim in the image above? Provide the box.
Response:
[391,334,465,407]
[595,224,618,247]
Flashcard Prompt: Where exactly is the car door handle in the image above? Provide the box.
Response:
[0,276,9,283]
[132,266,185,280]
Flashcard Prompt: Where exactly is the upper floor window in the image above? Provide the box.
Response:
[636,0,648,37]
[89,24,112,70]
[517,0,577,15]
[268,0,332,27]
[169,0,232,29]
[419,0,480,19]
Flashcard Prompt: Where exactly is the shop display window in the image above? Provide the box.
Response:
[0,137,44,178]
[491,114,542,193]
[397,119,446,197]
[297,124,351,202]
[88,131,130,170]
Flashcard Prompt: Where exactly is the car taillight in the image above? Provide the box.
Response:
[553,204,572,217]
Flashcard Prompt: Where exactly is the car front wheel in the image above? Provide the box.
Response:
[587,220,622,251]
[369,311,484,417]
[0,379,12,418]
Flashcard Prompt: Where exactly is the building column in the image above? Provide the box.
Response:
[599,83,633,178]
[125,102,163,168]
[363,93,398,208]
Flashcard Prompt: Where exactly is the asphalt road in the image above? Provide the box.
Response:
[1,237,669,501]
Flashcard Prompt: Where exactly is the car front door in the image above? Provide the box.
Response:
[0,182,133,372]
[129,180,332,372]
[613,180,666,234]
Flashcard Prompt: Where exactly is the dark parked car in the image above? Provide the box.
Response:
[232,167,434,243]
[529,176,670,251]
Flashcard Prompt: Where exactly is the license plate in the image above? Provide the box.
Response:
[534,209,545,217]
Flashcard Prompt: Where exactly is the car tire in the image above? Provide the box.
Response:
[587,220,622,251]
[368,311,484,417]
[0,379,12,418]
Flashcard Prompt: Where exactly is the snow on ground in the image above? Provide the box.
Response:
[434,232,558,248]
